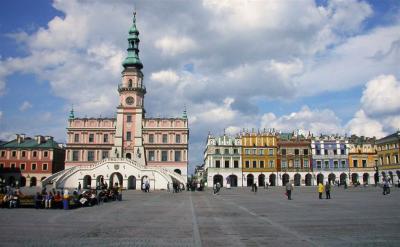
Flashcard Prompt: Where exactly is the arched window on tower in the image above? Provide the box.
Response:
[128,79,132,88]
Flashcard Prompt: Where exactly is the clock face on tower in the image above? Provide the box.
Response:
[125,96,134,105]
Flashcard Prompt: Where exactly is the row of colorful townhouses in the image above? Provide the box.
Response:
[201,130,400,187]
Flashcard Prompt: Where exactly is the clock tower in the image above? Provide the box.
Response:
[112,12,146,166]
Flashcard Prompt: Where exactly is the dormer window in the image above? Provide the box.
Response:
[128,79,132,88]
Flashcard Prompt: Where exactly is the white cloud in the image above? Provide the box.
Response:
[19,101,33,112]
[150,70,180,85]
[346,74,400,138]
[361,74,400,116]
[261,106,343,135]
[0,111,3,120]
[154,36,197,56]
[346,110,387,138]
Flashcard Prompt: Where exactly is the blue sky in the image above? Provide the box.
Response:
[0,0,399,171]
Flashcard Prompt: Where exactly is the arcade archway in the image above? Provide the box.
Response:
[317,173,324,185]
[128,175,136,190]
[294,173,301,186]
[328,173,336,184]
[258,174,265,187]
[269,174,276,186]
[340,173,347,185]
[213,175,223,187]
[110,172,123,188]
[282,173,289,186]
[228,175,238,187]
[305,173,312,186]
[83,175,92,189]
[246,174,254,187]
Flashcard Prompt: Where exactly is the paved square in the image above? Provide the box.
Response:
[1,186,399,246]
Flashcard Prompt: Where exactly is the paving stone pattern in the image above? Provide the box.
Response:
[1,186,399,246]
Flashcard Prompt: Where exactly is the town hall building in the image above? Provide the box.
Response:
[43,12,188,190]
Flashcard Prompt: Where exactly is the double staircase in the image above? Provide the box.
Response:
[42,158,186,189]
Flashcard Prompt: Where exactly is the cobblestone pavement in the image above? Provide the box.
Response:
[1,186,399,246]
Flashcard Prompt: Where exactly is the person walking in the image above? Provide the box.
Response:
[318,182,324,199]
[325,182,331,199]
[383,179,390,195]
[286,181,293,200]
[78,182,82,192]
[254,182,258,193]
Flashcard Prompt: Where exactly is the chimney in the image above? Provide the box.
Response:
[16,134,21,144]
[35,135,44,144]
[44,136,53,141]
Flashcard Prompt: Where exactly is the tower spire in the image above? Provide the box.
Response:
[69,105,75,120]
[122,11,143,69]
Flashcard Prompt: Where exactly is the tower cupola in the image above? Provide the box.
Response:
[122,12,143,69]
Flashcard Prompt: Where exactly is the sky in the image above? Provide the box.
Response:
[0,0,399,173]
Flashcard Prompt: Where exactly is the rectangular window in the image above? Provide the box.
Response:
[260,160,264,168]
[394,155,399,164]
[72,151,79,161]
[324,149,328,155]
[353,160,358,168]
[149,134,154,143]
[1,151,5,157]
[32,163,37,170]
[176,134,181,143]
[215,160,221,168]
[33,151,37,158]
[89,134,94,143]
[294,149,299,155]
[334,161,338,168]
[215,149,220,154]
[0,163,4,169]
[11,163,16,169]
[233,149,238,154]
[259,149,264,155]
[269,160,274,168]
[87,151,94,161]
[245,160,250,168]
[162,134,168,143]
[102,151,109,159]
[281,160,287,168]
[245,149,250,155]
[252,160,257,168]
[324,161,329,168]
[12,151,16,157]
[149,151,155,161]
[74,134,79,143]
[294,159,300,168]
[22,151,26,157]
[341,160,346,168]
[303,149,308,155]
[225,149,229,154]
[20,163,25,170]
[44,151,48,157]
[316,149,321,155]
[175,151,181,162]
[126,132,131,141]
[225,160,229,168]
[341,149,345,155]
[303,159,309,168]
[127,115,132,122]
[362,160,367,168]
[103,134,109,143]
[281,149,286,155]
[333,149,337,155]
[252,149,256,155]
[234,160,239,168]
[269,149,274,156]
[317,161,322,169]
[42,163,48,171]
[161,151,168,161]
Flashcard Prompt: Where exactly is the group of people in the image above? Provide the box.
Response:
[34,189,65,209]
[213,182,221,194]
[318,182,332,199]
[1,186,22,208]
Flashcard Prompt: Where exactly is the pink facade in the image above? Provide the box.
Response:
[143,118,189,175]
[65,118,116,168]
